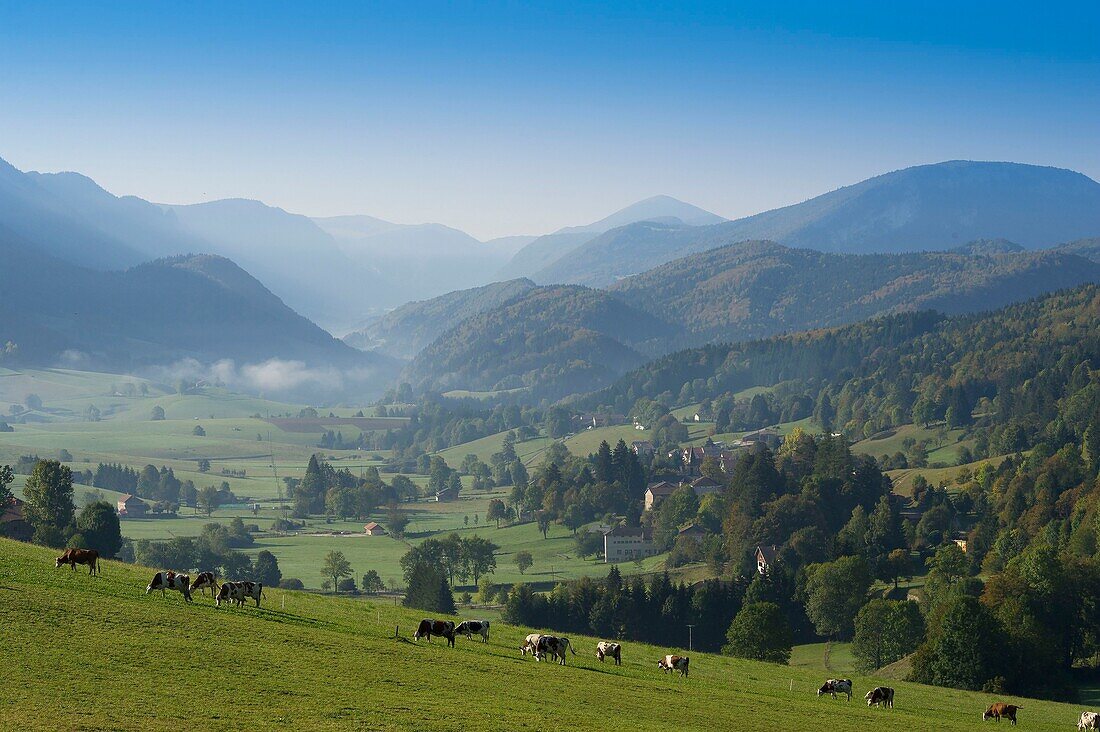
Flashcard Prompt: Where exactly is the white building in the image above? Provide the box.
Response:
[603,525,658,563]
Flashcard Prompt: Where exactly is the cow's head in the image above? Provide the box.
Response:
[54,555,66,568]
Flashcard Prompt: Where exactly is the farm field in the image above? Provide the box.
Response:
[850,423,971,464]
[435,429,554,467]
[0,538,1087,731]
[244,511,658,591]
[886,454,1014,497]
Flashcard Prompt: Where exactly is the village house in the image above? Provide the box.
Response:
[688,475,722,497]
[603,525,658,563]
[116,494,147,518]
[644,481,678,511]
[631,440,655,457]
[363,521,387,536]
[0,498,32,541]
[755,544,779,575]
[677,523,708,543]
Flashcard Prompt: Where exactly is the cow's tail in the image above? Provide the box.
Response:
[567,637,576,655]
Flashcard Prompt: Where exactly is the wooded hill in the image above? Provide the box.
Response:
[403,285,674,402]
[406,242,1100,401]
[344,278,537,359]
[592,283,1100,453]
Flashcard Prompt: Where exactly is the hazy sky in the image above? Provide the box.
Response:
[1,2,1098,240]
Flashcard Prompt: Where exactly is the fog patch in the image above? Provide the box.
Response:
[141,357,381,403]
[59,350,91,367]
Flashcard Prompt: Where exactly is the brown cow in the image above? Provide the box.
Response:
[55,548,99,575]
[984,703,1021,725]
[414,619,456,647]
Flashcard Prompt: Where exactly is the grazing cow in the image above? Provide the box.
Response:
[521,633,544,657]
[865,687,894,709]
[455,620,490,642]
[189,571,218,596]
[983,703,1021,725]
[55,548,100,576]
[1079,711,1100,730]
[596,641,622,665]
[817,679,853,701]
[414,619,456,647]
[146,570,192,602]
[534,635,576,665]
[657,655,689,677]
[216,581,263,608]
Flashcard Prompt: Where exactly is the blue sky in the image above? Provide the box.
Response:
[1,1,1097,239]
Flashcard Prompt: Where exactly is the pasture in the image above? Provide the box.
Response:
[0,538,1089,731]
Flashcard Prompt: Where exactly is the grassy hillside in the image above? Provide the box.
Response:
[0,538,1087,731]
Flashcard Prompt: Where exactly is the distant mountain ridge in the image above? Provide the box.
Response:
[532,161,1100,287]
[343,278,538,360]
[311,215,521,314]
[496,195,725,280]
[0,229,383,376]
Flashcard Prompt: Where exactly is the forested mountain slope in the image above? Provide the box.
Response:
[407,243,1100,401]
[344,278,537,359]
[404,285,674,400]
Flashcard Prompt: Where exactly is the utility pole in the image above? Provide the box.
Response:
[687,624,695,652]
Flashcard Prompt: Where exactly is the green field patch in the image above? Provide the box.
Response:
[264,416,410,433]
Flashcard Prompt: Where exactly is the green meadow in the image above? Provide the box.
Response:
[0,538,1087,731]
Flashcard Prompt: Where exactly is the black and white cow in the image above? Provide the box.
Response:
[189,571,218,597]
[658,654,689,677]
[596,641,622,665]
[455,620,490,642]
[215,581,263,608]
[146,570,192,602]
[414,619,456,647]
[1079,711,1100,730]
[818,678,853,701]
[534,635,576,665]
[865,687,894,708]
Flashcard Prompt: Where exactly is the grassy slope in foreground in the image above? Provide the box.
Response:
[0,539,1085,731]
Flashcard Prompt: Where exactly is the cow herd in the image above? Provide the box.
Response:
[142,569,265,608]
[817,677,1100,728]
[49,552,1100,726]
[414,622,680,675]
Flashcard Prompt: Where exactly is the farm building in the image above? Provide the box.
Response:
[603,525,658,563]
[116,494,147,518]
[677,523,708,543]
[434,486,458,502]
[631,440,655,456]
[363,522,387,536]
